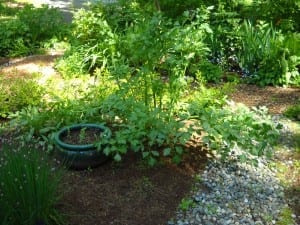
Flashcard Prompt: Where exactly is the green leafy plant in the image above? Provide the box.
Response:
[284,102,300,121]
[56,8,118,77]
[0,4,66,56]
[277,207,296,225]
[196,60,223,83]
[7,78,115,152]
[0,74,44,118]
[97,96,193,166]
[238,21,300,86]
[0,146,64,225]
[195,102,282,162]
[179,198,195,211]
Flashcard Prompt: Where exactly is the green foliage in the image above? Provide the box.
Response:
[277,207,296,225]
[55,8,118,77]
[239,21,300,86]
[179,198,195,211]
[187,83,234,112]
[55,50,87,78]
[0,4,66,57]
[99,0,147,31]
[284,102,300,121]
[0,74,44,118]
[8,78,115,151]
[0,146,64,225]
[242,0,300,32]
[2,0,296,168]
[196,60,223,83]
[196,103,281,162]
[97,96,193,166]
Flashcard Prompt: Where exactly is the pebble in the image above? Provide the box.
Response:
[168,115,299,225]
[170,157,296,225]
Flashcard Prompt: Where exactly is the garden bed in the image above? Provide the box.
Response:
[0,54,300,224]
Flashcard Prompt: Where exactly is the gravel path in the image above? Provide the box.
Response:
[169,117,299,225]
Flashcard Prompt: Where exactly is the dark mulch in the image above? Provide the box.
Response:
[229,84,300,114]
[58,146,209,225]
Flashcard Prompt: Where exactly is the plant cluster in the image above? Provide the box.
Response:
[0,3,66,57]
[3,0,287,166]
[284,101,300,121]
[96,95,193,165]
[0,146,64,225]
[57,0,300,87]
[195,103,282,162]
[7,76,114,151]
[0,73,44,118]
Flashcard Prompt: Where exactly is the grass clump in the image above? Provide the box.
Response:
[0,146,64,225]
[277,207,296,225]
[284,102,300,121]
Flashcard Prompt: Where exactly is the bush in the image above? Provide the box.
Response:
[98,95,193,166]
[0,146,64,225]
[0,4,66,57]
[197,103,282,163]
[238,21,300,86]
[284,102,300,121]
[55,8,118,77]
[0,74,44,118]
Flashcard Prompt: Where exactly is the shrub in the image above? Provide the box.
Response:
[196,102,282,163]
[284,102,300,121]
[98,95,193,166]
[100,0,147,32]
[238,21,300,86]
[196,60,223,83]
[0,74,44,118]
[0,146,64,225]
[0,4,65,57]
[55,8,118,77]
[7,77,117,152]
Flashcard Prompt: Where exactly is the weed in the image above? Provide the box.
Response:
[179,198,195,212]
[277,207,296,225]
[284,102,300,121]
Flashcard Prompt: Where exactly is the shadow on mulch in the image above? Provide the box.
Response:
[229,84,300,114]
[59,146,209,225]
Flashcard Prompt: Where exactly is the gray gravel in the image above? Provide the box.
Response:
[168,116,298,225]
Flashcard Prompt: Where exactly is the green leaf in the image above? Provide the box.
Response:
[172,155,181,164]
[163,148,171,156]
[114,153,122,162]
[175,146,183,155]
[148,157,157,167]
[103,147,110,156]
[142,152,150,158]
[151,150,159,157]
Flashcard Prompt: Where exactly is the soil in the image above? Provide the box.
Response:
[59,147,208,225]
[229,83,300,114]
[61,128,103,145]
[0,55,299,225]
